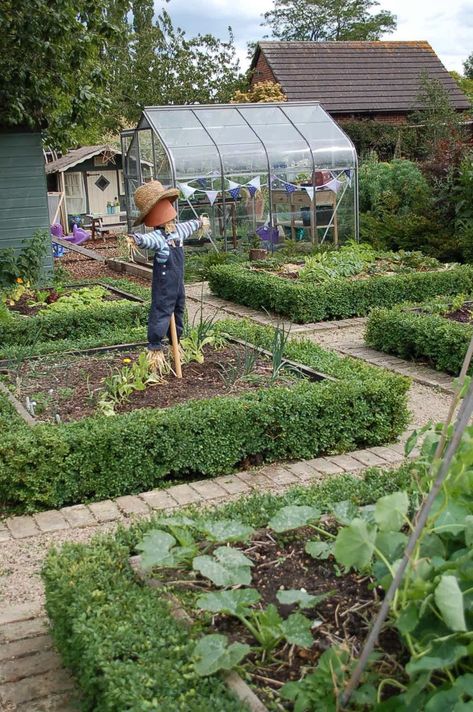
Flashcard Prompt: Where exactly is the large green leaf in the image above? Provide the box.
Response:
[196,588,260,616]
[431,499,469,535]
[334,518,377,570]
[464,515,473,547]
[268,505,321,533]
[193,634,250,676]
[374,491,409,532]
[434,575,467,632]
[276,589,334,609]
[192,549,252,587]
[199,519,254,543]
[305,540,333,560]
[136,530,176,569]
[375,531,407,562]
[330,500,358,525]
[280,612,314,648]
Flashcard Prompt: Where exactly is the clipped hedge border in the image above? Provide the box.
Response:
[0,320,409,513]
[366,304,473,375]
[208,263,473,323]
[0,283,149,351]
[42,465,414,712]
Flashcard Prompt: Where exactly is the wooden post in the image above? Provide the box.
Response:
[169,314,182,378]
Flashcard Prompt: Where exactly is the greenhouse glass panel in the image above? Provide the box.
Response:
[123,102,358,253]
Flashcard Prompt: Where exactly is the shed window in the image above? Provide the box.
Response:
[64,172,86,214]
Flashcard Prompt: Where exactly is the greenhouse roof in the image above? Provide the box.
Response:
[137,102,356,179]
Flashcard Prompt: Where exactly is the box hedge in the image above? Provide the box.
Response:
[208,263,473,323]
[42,465,414,712]
[0,320,409,513]
[366,304,473,375]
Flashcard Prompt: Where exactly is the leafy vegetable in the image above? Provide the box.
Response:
[193,634,250,676]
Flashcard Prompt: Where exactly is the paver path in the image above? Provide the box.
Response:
[1,280,456,710]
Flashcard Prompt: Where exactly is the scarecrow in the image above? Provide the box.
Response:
[127,180,209,373]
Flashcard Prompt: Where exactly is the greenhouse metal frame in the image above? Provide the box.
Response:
[121,101,359,250]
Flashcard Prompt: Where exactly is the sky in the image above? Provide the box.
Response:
[157,0,472,74]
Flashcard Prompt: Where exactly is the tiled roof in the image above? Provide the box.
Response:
[252,41,471,113]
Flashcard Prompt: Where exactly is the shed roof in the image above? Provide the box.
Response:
[251,41,471,114]
[45,145,119,174]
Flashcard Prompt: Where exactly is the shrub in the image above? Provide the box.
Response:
[359,156,432,216]
[0,299,148,349]
[208,263,473,323]
[366,303,473,374]
[0,320,409,512]
[42,465,415,711]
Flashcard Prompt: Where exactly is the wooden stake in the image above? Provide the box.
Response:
[169,314,182,378]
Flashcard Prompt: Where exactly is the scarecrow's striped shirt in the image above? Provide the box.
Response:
[133,219,201,263]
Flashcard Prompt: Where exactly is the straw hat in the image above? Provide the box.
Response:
[133,180,179,226]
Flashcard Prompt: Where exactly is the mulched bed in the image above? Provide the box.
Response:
[8,288,123,317]
[150,528,404,707]
[6,344,302,423]
[444,301,473,324]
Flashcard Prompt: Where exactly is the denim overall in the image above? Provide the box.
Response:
[148,241,185,350]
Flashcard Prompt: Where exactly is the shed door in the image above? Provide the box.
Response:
[64,172,86,214]
[86,171,119,216]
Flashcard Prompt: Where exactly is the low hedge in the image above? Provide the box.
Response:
[208,263,473,323]
[0,299,149,350]
[0,320,409,513]
[366,304,473,375]
[42,465,415,711]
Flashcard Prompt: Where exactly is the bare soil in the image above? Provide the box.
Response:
[444,302,473,324]
[154,527,404,705]
[6,344,304,423]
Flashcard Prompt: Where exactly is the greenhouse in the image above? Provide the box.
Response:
[121,102,358,251]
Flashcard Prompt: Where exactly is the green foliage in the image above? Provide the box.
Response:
[0,319,409,513]
[329,423,473,709]
[268,504,321,532]
[341,120,420,161]
[0,297,148,350]
[41,464,414,709]
[359,155,432,216]
[260,0,396,41]
[208,261,473,323]
[0,231,50,291]
[193,635,250,677]
[98,351,162,415]
[464,52,473,80]
[299,242,375,283]
[366,302,473,375]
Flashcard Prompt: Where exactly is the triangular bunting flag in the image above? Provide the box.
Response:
[205,190,219,206]
[304,186,315,201]
[228,186,241,200]
[197,177,207,189]
[247,176,261,190]
[343,169,352,186]
[247,185,258,198]
[284,182,297,194]
[178,182,196,199]
[326,178,343,194]
[226,179,241,191]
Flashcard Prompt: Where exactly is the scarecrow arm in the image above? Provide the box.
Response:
[174,219,201,240]
[132,230,168,251]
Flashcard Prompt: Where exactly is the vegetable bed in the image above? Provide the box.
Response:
[366,295,473,375]
[208,251,473,324]
[0,319,409,514]
[0,280,149,357]
[42,465,416,712]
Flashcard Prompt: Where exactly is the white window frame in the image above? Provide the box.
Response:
[64,171,86,214]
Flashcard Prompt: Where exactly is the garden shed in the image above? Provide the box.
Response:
[121,102,358,251]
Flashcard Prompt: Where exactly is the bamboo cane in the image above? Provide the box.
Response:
[169,314,182,378]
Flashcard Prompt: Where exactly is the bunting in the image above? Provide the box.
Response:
[205,190,219,206]
[228,186,241,200]
[177,182,197,199]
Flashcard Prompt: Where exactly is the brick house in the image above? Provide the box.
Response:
[250,41,471,124]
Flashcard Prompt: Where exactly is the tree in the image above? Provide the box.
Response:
[261,0,396,42]
[0,0,130,148]
[450,71,473,106]
[232,81,287,103]
[464,52,473,80]
[111,4,244,125]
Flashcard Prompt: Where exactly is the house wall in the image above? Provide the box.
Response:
[251,52,276,85]
[0,131,53,279]
[64,157,125,218]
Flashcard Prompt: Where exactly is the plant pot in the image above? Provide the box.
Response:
[249,248,268,261]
